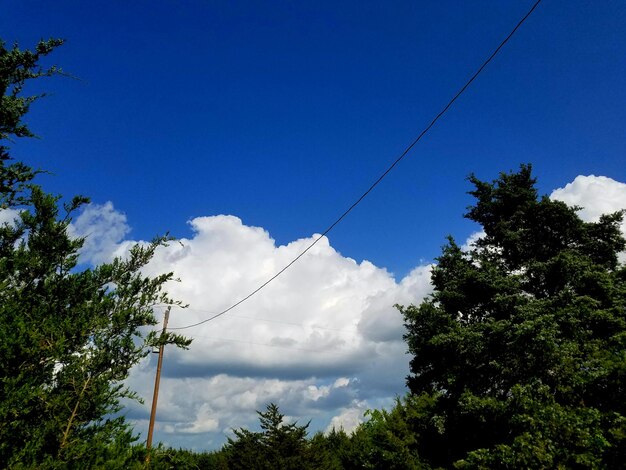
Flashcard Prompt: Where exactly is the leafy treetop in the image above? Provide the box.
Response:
[400,164,626,468]
[0,39,190,468]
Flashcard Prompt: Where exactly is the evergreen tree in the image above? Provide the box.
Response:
[224,403,313,470]
[400,165,626,468]
[343,398,424,469]
[0,39,190,468]
[309,428,353,469]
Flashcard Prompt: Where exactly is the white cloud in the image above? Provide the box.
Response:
[130,216,432,384]
[0,208,20,226]
[551,175,626,231]
[162,403,219,435]
[69,202,131,265]
[551,175,626,262]
[75,209,432,448]
[0,208,23,247]
[357,264,433,343]
[461,230,485,251]
[325,401,369,434]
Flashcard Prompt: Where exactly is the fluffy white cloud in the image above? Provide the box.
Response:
[69,202,131,265]
[0,208,20,226]
[325,400,369,434]
[72,173,626,450]
[140,216,433,448]
[73,208,433,449]
[551,175,626,262]
[461,230,485,251]
[551,175,626,231]
[123,216,435,386]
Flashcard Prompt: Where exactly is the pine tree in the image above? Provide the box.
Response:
[400,165,626,468]
[0,39,190,468]
[225,403,312,470]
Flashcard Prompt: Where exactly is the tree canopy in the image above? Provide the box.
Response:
[224,403,314,470]
[400,165,626,468]
[0,39,190,468]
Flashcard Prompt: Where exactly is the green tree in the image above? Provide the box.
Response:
[224,403,313,470]
[142,445,228,470]
[400,165,626,468]
[1,38,62,206]
[308,428,353,469]
[346,397,425,470]
[0,39,190,468]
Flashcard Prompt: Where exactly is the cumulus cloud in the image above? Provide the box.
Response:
[75,208,433,448]
[69,202,131,265]
[0,207,20,226]
[551,175,626,233]
[125,368,369,449]
[325,400,369,433]
[461,230,485,251]
[551,175,626,264]
[73,173,626,450]
[131,216,431,384]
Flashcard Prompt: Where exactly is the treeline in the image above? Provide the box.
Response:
[143,398,425,470]
[145,400,425,469]
[2,40,625,469]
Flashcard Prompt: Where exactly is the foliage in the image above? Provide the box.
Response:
[308,428,353,469]
[143,445,228,470]
[0,38,64,142]
[0,39,190,468]
[345,397,426,469]
[219,401,426,470]
[400,165,626,468]
[224,403,314,470]
[0,38,63,207]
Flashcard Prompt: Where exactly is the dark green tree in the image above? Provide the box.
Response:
[1,38,62,206]
[343,397,425,470]
[308,428,354,470]
[224,403,313,470]
[0,40,190,468]
[400,165,626,468]
[143,445,228,470]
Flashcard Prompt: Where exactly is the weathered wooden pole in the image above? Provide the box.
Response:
[145,306,170,463]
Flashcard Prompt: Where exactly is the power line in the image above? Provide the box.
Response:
[165,305,358,333]
[169,0,543,331]
[155,306,359,350]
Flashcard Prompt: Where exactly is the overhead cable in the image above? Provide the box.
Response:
[168,0,543,331]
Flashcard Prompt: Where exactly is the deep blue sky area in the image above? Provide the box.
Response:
[2,0,625,277]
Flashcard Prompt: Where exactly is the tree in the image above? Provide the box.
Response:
[308,428,359,470]
[224,403,313,470]
[143,445,228,470]
[399,165,626,468]
[0,39,190,468]
[344,397,426,470]
[1,38,62,207]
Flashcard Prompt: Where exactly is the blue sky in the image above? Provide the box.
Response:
[4,0,624,276]
[3,0,626,451]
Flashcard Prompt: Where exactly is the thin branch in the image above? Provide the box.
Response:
[60,375,91,449]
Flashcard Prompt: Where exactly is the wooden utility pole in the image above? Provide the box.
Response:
[145,306,170,463]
